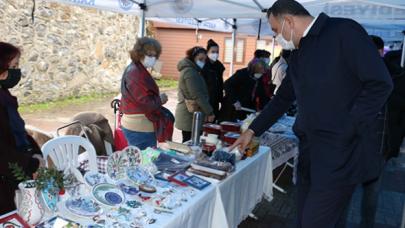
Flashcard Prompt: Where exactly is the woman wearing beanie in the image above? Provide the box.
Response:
[201,39,225,122]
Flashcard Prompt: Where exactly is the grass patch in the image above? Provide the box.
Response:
[19,92,115,114]
[19,78,178,114]
[156,78,178,89]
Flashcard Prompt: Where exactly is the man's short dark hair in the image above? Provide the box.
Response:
[370,35,384,50]
[267,0,311,18]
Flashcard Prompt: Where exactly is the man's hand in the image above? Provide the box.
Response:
[229,129,255,152]
[160,93,168,105]
[233,101,242,111]
[206,114,215,123]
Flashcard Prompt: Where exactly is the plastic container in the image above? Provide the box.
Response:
[203,123,222,135]
[222,132,240,145]
[220,121,241,133]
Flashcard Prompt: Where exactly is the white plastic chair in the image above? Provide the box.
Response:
[41,135,98,172]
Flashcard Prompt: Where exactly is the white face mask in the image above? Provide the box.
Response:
[208,53,219,62]
[254,73,263,79]
[142,55,157,68]
[275,19,296,50]
[196,60,205,69]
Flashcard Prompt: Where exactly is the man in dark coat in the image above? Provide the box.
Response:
[231,1,393,227]
[384,48,405,159]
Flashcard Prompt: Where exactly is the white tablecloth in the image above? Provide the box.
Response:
[213,146,273,228]
[163,146,272,228]
[151,184,218,228]
[6,147,272,228]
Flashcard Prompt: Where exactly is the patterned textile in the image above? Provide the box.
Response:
[96,156,108,174]
[260,116,298,169]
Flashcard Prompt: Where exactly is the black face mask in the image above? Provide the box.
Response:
[0,69,22,89]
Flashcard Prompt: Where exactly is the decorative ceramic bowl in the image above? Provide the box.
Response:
[92,183,125,207]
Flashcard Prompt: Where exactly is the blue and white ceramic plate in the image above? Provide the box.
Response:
[65,196,102,217]
[92,183,125,207]
[117,180,139,195]
[84,171,108,187]
[122,146,142,166]
[126,166,155,186]
[107,151,129,181]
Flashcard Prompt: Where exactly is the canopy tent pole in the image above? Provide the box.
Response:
[194,18,202,43]
[271,36,276,61]
[137,1,146,37]
[230,18,237,77]
[257,19,262,40]
[401,31,405,68]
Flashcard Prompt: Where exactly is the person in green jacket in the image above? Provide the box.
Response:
[175,46,215,142]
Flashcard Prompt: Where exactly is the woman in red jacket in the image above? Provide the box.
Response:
[120,37,174,150]
[0,42,44,214]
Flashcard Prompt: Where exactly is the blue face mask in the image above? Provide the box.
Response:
[196,60,205,69]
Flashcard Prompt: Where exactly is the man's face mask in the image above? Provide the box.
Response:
[275,19,296,50]
[0,69,22,89]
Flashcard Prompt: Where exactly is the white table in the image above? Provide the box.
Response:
[260,116,299,193]
[4,147,272,228]
[150,184,218,228]
[212,146,273,228]
[162,146,272,228]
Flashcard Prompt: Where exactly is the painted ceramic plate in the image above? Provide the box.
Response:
[40,188,58,212]
[84,171,108,187]
[126,166,155,186]
[117,180,139,195]
[92,183,125,206]
[65,196,102,217]
[123,146,142,166]
[107,151,129,181]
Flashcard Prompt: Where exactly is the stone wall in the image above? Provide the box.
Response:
[0,0,139,104]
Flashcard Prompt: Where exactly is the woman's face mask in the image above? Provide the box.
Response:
[254,73,263,79]
[0,69,21,89]
[262,58,270,65]
[195,54,206,69]
[208,53,219,62]
[142,55,157,68]
[196,60,205,69]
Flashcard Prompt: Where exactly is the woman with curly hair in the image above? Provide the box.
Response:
[120,37,173,150]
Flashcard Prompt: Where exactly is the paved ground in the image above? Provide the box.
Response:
[22,90,405,228]
[239,152,405,228]
[22,89,183,142]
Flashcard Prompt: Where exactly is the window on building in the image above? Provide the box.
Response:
[256,39,274,53]
[224,38,245,64]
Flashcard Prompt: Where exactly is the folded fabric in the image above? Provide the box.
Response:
[153,152,192,173]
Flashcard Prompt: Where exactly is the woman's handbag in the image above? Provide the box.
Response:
[184,99,201,113]
[180,88,201,113]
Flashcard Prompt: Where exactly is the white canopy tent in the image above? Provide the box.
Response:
[44,0,405,67]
